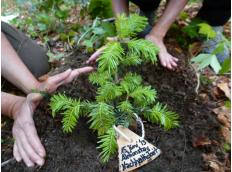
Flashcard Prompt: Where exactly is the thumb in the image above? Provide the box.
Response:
[27,93,43,102]
[26,93,43,108]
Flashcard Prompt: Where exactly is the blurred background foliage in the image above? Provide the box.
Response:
[1,0,114,51]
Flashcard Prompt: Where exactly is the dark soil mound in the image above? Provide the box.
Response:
[2,44,224,172]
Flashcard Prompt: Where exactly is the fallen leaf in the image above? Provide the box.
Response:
[202,153,225,172]
[212,87,224,99]
[192,136,212,147]
[202,153,217,162]
[220,127,231,143]
[217,83,231,100]
[213,106,231,128]
[209,161,223,172]
[217,113,230,128]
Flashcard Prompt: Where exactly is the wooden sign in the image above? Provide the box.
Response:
[116,126,161,172]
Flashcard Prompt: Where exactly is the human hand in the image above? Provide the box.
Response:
[12,93,45,167]
[38,66,94,93]
[145,34,178,70]
[86,46,106,65]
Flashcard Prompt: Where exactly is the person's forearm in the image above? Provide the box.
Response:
[1,92,25,119]
[1,33,40,94]
[112,0,129,16]
[150,0,187,38]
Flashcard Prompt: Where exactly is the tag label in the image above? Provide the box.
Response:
[116,126,161,172]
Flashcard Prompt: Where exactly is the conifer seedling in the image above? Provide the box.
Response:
[50,13,179,163]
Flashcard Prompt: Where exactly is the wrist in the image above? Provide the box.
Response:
[149,26,167,40]
[11,96,25,120]
[148,32,165,41]
[145,33,164,45]
[22,80,41,94]
[34,81,43,92]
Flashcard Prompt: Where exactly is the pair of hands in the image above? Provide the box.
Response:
[12,67,94,167]
[87,34,179,70]
[12,34,177,167]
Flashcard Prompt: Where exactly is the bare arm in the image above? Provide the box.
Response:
[1,33,40,93]
[2,32,94,94]
[112,0,129,16]
[1,92,25,118]
[149,0,187,39]
[146,0,187,70]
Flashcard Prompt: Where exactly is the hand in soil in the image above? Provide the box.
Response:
[145,34,178,70]
[12,93,45,167]
[38,67,94,93]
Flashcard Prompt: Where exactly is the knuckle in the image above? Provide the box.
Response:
[29,153,38,162]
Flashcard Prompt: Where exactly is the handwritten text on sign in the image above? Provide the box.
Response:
[116,126,161,172]
[120,138,160,171]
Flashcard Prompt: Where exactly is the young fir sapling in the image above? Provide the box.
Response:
[49,13,179,163]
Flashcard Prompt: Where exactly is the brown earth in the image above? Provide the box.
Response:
[1,40,229,172]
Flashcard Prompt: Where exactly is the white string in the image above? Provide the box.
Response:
[113,113,145,141]
[133,113,145,139]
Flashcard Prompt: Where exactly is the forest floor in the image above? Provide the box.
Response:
[2,35,231,171]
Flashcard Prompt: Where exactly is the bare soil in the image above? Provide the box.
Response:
[2,41,229,172]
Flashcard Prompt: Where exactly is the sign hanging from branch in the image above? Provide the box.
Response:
[115,125,161,172]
